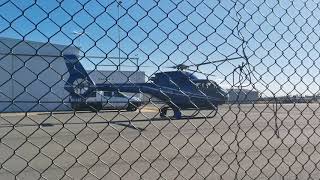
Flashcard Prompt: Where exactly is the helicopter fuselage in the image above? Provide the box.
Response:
[93,71,228,110]
[94,82,227,109]
[63,55,228,119]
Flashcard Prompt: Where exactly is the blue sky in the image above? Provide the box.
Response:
[1,0,320,97]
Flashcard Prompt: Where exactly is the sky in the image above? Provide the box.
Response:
[1,0,320,97]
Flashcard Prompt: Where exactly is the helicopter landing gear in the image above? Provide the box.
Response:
[160,107,169,118]
[160,107,181,119]
[173,110,182,119]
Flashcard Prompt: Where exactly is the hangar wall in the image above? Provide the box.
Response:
[0,38,145,112]
[0,37,78,112]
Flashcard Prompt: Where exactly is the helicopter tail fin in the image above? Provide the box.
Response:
[63,54,95,96]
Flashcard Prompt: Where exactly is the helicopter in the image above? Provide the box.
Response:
[63,54,241,119]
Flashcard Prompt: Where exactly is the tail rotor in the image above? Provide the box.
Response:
[63,54,95,97]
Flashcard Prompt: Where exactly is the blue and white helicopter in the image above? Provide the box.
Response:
[63,54,230,119]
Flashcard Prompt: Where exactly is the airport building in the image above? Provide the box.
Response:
[227,88,259,103]
[0,37,145,112]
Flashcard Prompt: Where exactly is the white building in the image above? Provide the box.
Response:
[0,37,145,112]
[227,88,259,103]
[88,70,145,100]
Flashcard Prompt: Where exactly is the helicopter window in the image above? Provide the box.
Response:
[211,82,219,88]
[104,91,113,97]
[195,81,219,89]
[195,82,207,88]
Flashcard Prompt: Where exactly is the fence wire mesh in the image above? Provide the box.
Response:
[0,0,320,179]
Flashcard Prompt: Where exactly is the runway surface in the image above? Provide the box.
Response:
[1,103,320,179]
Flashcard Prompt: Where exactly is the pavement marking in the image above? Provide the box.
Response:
[139,107,159,112]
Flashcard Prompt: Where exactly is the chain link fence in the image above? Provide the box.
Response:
[1,0,320,179]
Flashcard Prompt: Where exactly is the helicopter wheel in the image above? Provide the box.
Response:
[173,110,182,119]
[160,107,168,118]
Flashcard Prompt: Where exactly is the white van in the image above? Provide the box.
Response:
[70,91,142,112]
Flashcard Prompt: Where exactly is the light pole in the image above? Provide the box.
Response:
[135,54,139,68]
[117,0,122,71]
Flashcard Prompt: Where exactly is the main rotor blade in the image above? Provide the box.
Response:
[187,69,216,77]
[166,56,244,70]
[167,64,190,70]
[192,56,244,67]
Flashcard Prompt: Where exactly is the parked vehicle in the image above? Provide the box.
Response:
[70,91,142,112]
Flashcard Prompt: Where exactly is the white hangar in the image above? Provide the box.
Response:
[0,37,145,112]
[227,88,259,103]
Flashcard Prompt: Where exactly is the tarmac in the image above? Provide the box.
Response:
[0,103,320,179]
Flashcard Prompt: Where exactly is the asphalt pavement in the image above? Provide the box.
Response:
[1,103,320,179]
